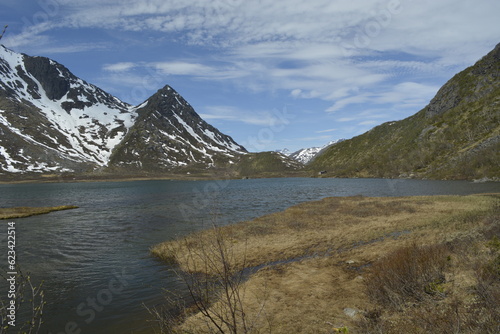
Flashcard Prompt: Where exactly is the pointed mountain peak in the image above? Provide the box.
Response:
[111,83,246,170]
[151,85,185,101]
[137,84,190,113]
[157,84,175,93]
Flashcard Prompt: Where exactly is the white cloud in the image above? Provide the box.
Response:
[335,108,393,124]
[41,0,495,57]
[358,120,380,126]
[296,135,333,142]
[326,95,371,113]
[316,128,337,134]
[374,82,440,108]
[103,62,137,72]
[325,80,440,114]
[12,0,500,59]
[200,106,292,127]
[153,62,215,76]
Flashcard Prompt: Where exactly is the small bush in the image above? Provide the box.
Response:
[366,242,449,310]
[459,236,500,333]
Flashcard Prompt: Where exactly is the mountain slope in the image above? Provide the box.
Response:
[0,46,246,176]
[108,85,246,171]
[0,45,137,172]
[310,43,500,180]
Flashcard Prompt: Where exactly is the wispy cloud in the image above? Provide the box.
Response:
[316,128,337,133]
[296,135,333,142]
[200,105,291,127]
[327,95,372,113]
[374,82,440,109]
[43,0,498,59]
[103,62,137,72]
[326,81,440,114]
[358,120,380,126]
[5,0,498,120]
[153,62,215,76]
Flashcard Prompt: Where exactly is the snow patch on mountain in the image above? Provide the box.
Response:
[282,139,345,164]
[0,45,137,168]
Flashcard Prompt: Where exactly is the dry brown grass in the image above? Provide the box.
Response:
[151,194,499,333]
[0,205,78,219]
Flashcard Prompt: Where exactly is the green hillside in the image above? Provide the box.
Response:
[310,43,500,180]
[234,151,304,178]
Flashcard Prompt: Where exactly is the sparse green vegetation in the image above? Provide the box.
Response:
[309,45,500,181]
[0,205,78,219]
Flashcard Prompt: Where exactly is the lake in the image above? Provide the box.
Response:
[0,177,498,333]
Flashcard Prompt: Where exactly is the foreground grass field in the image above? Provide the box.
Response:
[151,194,500,333]
[0,205,78,219]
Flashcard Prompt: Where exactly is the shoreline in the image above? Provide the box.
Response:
[151,193,500,333]
[0,171,311,185]
[1,172,498,185]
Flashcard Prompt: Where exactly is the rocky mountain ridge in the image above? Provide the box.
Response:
[0,45,246,176]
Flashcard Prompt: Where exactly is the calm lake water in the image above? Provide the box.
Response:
[0,177,498,333]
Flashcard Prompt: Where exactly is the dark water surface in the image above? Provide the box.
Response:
[0,177,498,333]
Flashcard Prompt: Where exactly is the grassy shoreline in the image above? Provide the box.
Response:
[0,205,79,219]
[1,171,496,185]
[151,193,500,333]
[0,171,310,185]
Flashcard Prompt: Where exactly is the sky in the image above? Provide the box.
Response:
[0,0,499,152]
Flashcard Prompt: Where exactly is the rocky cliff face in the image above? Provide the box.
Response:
[425,43,500,119]
[0,46,246,176]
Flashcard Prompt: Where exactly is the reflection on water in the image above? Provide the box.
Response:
[0,178,498,333]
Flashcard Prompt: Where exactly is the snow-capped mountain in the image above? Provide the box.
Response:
[285,139,344,164]
[109,85,246,170]
[0,45,246,174]
[276,148,292,156]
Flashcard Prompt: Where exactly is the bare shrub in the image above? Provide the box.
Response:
[359,204,500,334]
[150,225,267,334]
[467,236,500,333]
[366,242,449,310]
[144,291,187,334]
[0,269,44,334]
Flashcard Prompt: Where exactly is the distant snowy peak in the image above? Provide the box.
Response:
[277,148,292,156]
[289,147,323,164]
[0,46,246,174]
[287,139,344,164]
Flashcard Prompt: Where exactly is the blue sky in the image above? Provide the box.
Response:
[1,0,499,152]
